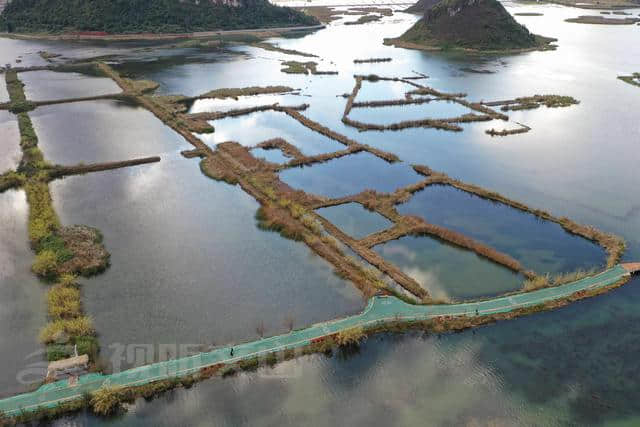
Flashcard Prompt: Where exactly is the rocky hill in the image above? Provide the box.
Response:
[404,0,441,14]
[0,0,318,34]
[390,0,555,52]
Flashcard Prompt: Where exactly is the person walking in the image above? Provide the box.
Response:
[230,347,234,357]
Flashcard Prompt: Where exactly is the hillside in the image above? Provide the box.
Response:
[0,0,318,34]
[404,0,441,14]
[390,0,555,52]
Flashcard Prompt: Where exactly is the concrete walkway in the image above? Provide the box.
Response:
[0,265,632,418]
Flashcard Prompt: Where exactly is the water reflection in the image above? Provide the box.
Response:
[0,111,21,174]
[30,100,189,165]
[280,152,421,198]
[374,235,522,300]
[50,155,363,370]
[316,202,392,239]
[19,70,121,101]
[197,110,344,155]
[0,190,46,397]
[398,185,606,274]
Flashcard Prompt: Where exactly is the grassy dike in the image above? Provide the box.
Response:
[2,71,107,366]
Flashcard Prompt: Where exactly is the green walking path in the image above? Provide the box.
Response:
[0,265,633,417]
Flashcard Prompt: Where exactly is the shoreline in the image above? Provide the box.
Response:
[0,24,325,42]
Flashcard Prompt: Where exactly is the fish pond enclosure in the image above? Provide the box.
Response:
[0,2,640,425]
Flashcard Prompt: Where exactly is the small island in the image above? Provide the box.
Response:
[386,0,556,53]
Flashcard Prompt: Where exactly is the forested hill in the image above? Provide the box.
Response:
[397,0,550,51]
[0,0,319,34]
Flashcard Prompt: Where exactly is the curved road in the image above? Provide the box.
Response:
[0,265,635,418]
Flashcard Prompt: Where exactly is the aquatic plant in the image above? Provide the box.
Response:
[39,316,95,344]
[90,386,123,416]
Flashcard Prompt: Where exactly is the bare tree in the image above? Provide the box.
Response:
[284,315,295,332]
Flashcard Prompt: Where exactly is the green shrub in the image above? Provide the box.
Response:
[90,386,122,416]
[47,284,81,319]
[32,249,59,278]
[40,317,95,344]
[46,344,72,361]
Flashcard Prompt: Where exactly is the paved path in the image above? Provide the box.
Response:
[0,265,632,417]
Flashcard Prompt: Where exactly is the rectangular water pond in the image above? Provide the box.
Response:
[0,190,47,397]
[279,152,421,199]
[189,94,303,114]
[348,100,473,125]
[19,70,121,102]
[50,154,363,370]
[0,111,21,174]
[397,185,606,274]
[30,100,189,165]
[196,111,344,156]
[355,80,415,102]
[375,235,523,300]
[317,202,393,239]
[251,147,291,164]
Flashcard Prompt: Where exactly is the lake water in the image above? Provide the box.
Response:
[19,70,121,101]
[30,99,190,165]
[397,184,606,274]
[50,154,363,370]
[348,100,474,124]
[1,1,640,424]
[0,190,46,398]
[374,235,523,300]
[197,110,345,155]
[316,202,393,239]
[0,111,20,174]
[280,152,422,198]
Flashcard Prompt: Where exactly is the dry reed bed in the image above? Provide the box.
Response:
[189,85,296,100]
[187,103,309,121]
[486,122,531,137]
[280,146,363,169]
[250,42,318,58]
[280,107,399,162]
[354,58,392,63]
[46,157,161,179]
[315,214,429,299]
[255,138,305,160]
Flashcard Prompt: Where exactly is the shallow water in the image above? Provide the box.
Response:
[348,100,473,124]
[19,70,121,101]
[374,235,523,300]
[280,152,421,198]
[198,110,345,155]
[0,190,46,398]
[50,155,363,370]
[398,185,606,274]
[30,99,189,165]
[251,147,291,164]
[0,111,21,174]
[316,202,392,239]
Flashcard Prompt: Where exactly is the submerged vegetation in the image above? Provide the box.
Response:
[618,72,640,88]
[565,15,640,24]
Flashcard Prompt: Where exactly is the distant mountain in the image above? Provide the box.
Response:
[404,0,441,15]
[0,0,318,34]
[391,0,555,52]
